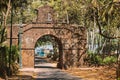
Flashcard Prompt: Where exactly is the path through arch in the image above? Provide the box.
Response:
[34,34,63,68]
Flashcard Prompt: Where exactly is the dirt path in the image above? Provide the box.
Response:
[18,57,83,80]
[19,64,83,80]
[65,67,116,80]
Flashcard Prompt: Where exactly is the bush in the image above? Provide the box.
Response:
[0,45,19,78]
[47,52,59,62]
[47,52,53,58]
[117,78,120,80]
[86,51,102,66]
[8,45,19,75]
[86,50,117,66]
[103,56,117,65]
[52,52,59,61]
[95,55,103,65]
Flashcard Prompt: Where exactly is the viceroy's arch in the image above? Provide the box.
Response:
[7,5,86,69]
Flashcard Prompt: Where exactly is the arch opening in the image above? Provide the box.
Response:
[34,34,63,68]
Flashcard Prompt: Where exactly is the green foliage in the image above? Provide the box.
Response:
[0,45,19,78]
[36,35,53,47]
[0,28,7,43]
[87,51,102,66]
[96,39,118,54]
[10,45,19,63]
[36,35,59,62]
[118,78,120,80]
[103,56,117,65]
[86,50,117,66]
[0,45,9,66]
[47,52,59,62]
[9,45,19,75]
[52,52,59,61]
[47,52,53,58]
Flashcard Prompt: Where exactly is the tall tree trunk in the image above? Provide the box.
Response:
[87,29,89,50]
[100,39,106,59]
[2,0,11,28]
[66,11,69,24]
[1,0,11,43]
[117,40,120,79]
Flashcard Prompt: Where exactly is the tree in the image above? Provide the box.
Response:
[90,0,120,39]
[0,0,29,44]
[0,0,30,78]
[88,0,120,79]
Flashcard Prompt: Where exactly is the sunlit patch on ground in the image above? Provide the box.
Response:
[65,66,116,80]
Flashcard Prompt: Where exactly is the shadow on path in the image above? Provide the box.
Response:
[35,78,82,80]
[34,66,57,69]
[14,56,83,80]
[8,75,33,80]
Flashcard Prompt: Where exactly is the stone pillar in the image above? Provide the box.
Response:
[22,50,34,68]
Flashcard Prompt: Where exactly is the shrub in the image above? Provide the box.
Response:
[103,56,117,65]
[52,52,59,61]
[47,52,53,58]
[86,51,102,66]
[117,78,120,80]
[0,45,19,78]
[86,50,117,66]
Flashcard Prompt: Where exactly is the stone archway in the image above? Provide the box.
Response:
[7,5,86,69]
[34,34,63,68]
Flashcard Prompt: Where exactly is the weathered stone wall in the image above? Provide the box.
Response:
[36,5,54,23]
[7,5,86,69]
[7,25,19,46]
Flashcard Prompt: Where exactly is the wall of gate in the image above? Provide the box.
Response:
[7,5,86,68]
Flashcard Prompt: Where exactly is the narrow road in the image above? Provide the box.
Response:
[34,67,83,80]
[20,56,83,80]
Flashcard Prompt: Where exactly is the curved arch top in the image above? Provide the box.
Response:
[34,34,62,48]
